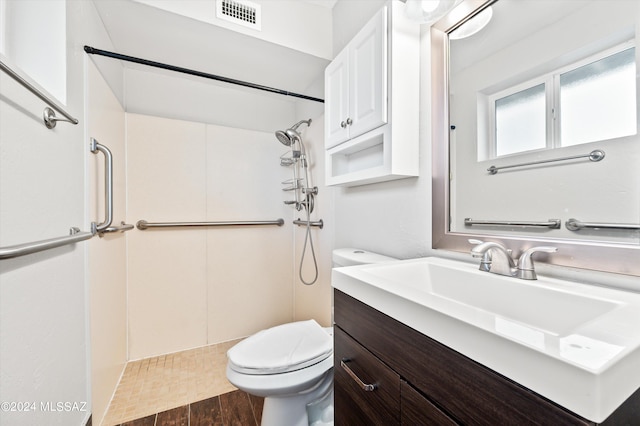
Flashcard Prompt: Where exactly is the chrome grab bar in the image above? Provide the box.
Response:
[487,149,605,175]
[465,218,561,229]
[0,228,93,260]
[90,138,114,235]
[136,219,285,230]
[100,221,134,236]
[565,218,640,231]
[0,58,79,128]
[293,218,324,229]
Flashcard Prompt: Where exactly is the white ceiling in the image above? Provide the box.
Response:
[301,0,338,8]
[92,0,330,101]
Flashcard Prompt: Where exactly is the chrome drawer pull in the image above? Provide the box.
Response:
[340,359,377,392]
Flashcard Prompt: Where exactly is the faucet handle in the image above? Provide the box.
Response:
[517,246,558,280]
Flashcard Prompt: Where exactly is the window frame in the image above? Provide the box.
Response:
[488,76,553,158]
[486,40,636,160]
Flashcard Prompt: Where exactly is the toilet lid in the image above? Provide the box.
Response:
[227,320,333,375]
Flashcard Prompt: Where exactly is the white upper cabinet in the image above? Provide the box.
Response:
[324,2,420,186]
[325,49,350,146]
[325,9,387,149]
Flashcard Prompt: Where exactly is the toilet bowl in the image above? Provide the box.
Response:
[226,320,334,426]
[226,248,397,426]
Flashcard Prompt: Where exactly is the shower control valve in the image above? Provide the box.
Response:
[302,186,318,195]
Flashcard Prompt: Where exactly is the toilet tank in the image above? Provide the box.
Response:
[332,248,397,267]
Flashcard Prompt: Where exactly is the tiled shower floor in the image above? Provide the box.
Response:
[103,339,259,425]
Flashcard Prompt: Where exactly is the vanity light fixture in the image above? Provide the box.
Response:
[403,0,461,24]
[449,6,493,39]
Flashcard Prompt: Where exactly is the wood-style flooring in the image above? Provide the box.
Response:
[117,390,264,426]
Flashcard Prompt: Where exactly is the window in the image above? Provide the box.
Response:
[0,0,67,104]
[560,47,636,146]
[495,83,546,156]
[488,43,636,158]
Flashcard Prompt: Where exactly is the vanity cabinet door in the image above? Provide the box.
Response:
[401,380,458,425]
[334,326,400,425]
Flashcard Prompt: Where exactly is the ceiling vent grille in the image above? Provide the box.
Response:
[216,0,262,31]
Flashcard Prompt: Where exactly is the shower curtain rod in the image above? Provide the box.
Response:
[83,46,324,103]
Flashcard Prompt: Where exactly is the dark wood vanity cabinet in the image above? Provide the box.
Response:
[333,289,640,425]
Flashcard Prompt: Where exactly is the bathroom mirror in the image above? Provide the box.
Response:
[431,0,640,276]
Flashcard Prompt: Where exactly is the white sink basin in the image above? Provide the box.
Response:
[332,256,640,423]
[364,260,621,336]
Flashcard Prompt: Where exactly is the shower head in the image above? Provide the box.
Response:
[275,130,292,146]
[275,119,312,147]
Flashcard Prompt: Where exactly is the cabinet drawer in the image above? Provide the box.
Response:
[334,326,400,425]
[401,380,458,425]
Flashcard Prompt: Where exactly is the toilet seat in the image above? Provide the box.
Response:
[227,320,332,375]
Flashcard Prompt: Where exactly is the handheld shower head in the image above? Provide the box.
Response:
[275,119,312,146]
[275,130,292,146]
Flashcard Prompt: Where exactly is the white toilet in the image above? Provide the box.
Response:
[226,248,397,426]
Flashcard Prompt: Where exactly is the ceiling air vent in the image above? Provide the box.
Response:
[216,0,262,31]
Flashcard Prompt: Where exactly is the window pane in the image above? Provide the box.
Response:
[560,47,636,146]
[2,0,66,103]
[495,83,546,156]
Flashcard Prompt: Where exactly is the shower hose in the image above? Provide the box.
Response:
[299,196,319,285]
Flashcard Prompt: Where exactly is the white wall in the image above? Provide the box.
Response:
[331,0,386,56]
[0,2,90,425]
[123,67,298,134]
[330,2,432,260]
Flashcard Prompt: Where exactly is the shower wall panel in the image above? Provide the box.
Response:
[126,113,293,360]
[205,125,293,344]
[127,114,208,360]
[86,61,128,426]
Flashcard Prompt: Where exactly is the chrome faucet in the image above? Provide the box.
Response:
[470,240,516,277]
[469,240,557,280]
[516,246,558,280]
